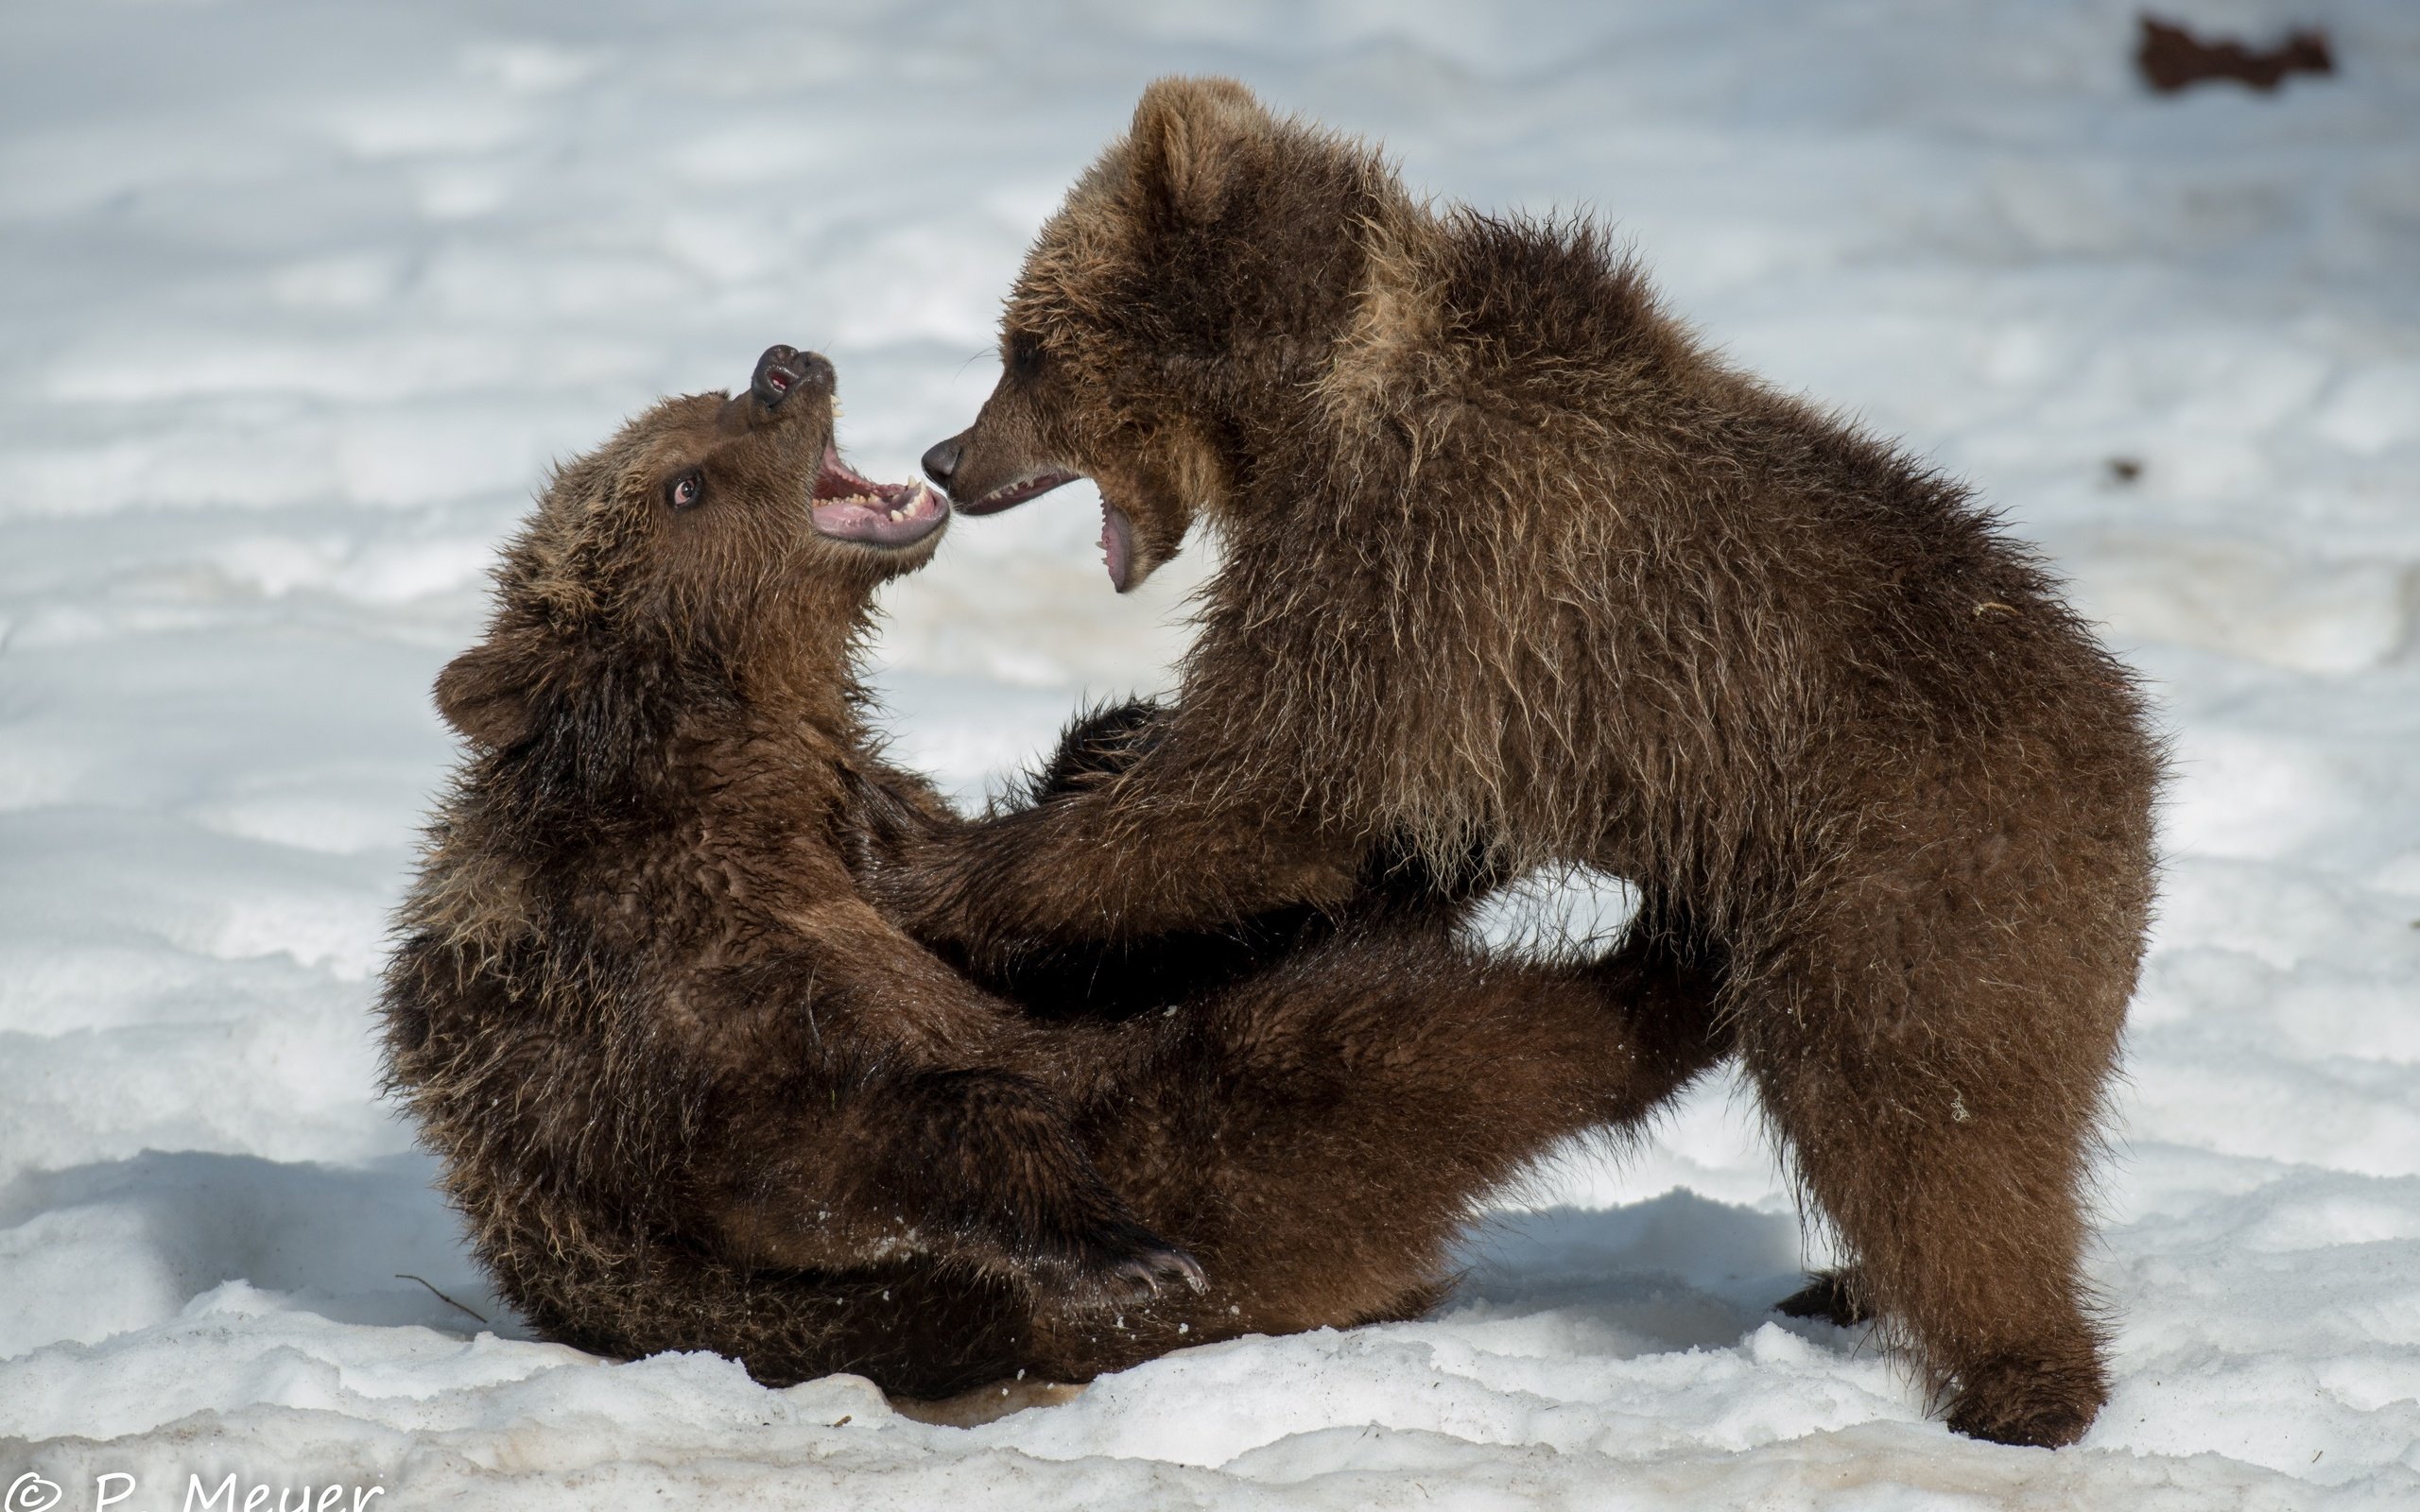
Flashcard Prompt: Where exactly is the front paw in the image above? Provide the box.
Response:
[1945,1347,2107,1448]
[1039,1222,1208,1309]
[1028,697,1166,802]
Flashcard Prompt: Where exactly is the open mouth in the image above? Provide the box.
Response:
[959,469,1081,517]
[809,446,948,549]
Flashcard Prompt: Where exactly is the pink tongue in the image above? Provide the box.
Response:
[1100,504,1135,593]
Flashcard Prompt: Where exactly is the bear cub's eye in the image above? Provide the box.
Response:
[666,471,704,511]
[1007,334,1045,381]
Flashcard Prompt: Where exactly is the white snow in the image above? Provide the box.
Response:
[5,0,2418,1505]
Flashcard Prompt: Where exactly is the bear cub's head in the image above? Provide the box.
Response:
[437,345,944,752]
[921,77,1395,593]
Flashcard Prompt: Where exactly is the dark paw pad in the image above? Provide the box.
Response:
[1945,1350,2108,1448]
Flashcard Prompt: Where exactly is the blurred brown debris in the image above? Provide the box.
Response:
[2136,15,2334,94]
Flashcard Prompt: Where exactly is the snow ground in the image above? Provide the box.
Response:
[4,0,2418,1505]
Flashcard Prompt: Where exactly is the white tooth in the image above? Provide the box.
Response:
[889,508,905,522]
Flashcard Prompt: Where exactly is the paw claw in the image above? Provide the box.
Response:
[1103,1246,1206,1300]
[1052,1228,1206,1309]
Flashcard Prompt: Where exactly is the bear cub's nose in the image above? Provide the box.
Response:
[752,346,835,408]
[922,435,963,489]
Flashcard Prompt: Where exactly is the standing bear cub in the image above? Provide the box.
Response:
[897,78,2165,1446]
[381,345,1724,1408]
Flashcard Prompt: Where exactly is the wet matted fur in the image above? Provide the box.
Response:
[379,348,1724,1402]
[890,78,2166,1446]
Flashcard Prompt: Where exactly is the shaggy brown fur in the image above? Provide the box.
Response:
[379,347,1726,1404]
[892,79,2165,1446]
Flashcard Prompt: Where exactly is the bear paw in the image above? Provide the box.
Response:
[1773,1267,1874,1328]
[1944,1349,2108,1448]
[1042,1223,1208,1309]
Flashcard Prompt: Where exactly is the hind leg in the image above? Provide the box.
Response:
[1025,918,1732,1376]
[1774,1266,1874,1327]
[1740,887,2131,1448]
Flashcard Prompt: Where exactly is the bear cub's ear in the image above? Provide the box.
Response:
[1128,75,1275,224]
[435,633,549,750]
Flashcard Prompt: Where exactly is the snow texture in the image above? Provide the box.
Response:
[4,1,2418,1506]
